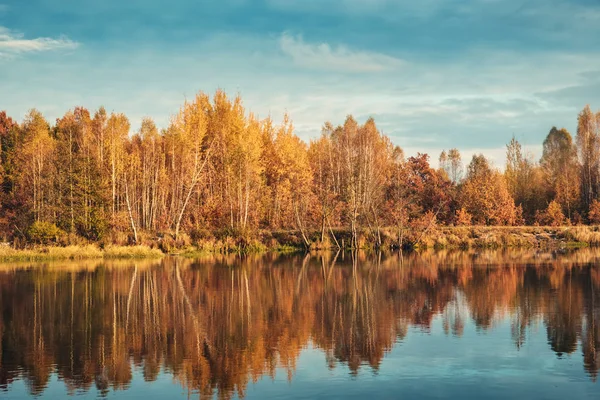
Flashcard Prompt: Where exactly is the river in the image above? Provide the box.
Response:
[1,249,600,399]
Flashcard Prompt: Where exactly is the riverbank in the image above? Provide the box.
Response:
[416,225,598,249]
[260,225,599,250]
[176,225,600,253]
[257,225,600,250]
[0,244,164,261]
[0,225,598,261]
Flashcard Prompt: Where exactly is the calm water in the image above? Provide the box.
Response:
[1,249,600,399]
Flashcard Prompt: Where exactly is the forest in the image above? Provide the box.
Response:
[0,91,599,250]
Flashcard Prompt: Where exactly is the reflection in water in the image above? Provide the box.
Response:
[0,249,600,398]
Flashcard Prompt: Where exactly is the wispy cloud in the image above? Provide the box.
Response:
[279,33,403,72]
[0,26,79,58]
[1,0,599,159]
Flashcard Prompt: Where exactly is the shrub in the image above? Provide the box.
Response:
[78,210,108,241]
[455,208,472,226]
[534,201,566,227]
[572,211,584,225]
[27,221,65,245]
[190,227,213,243]
[546,200,566,226]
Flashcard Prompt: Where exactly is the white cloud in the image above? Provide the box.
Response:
[0,29,596,160]
[279,32,404,72]
[0,26,79,57]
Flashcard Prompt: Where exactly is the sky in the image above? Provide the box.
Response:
[1,0,600,167]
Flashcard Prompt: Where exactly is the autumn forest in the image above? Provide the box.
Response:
[1,91,599,250]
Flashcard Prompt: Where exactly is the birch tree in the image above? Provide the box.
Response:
[18,110,55,223]
[165,92,211,239]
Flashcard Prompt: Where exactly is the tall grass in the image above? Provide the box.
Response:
[0,244,164,261]
[2,225,599,260]
[103,245,164,259]
[415,225,600,249]
[562,226,600,246]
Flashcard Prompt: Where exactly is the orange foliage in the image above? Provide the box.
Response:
[455,208,472,226]
[589,199,600,224]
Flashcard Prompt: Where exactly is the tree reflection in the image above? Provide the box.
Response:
[1,248,600,397]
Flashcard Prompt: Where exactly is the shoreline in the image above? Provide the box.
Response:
[0,225,599,261]
[0,244,164,262]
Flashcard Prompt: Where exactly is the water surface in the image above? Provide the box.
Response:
[1,249,600,399]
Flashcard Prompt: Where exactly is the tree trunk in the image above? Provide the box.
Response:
[294,200,310,249]
[125,180,138,244]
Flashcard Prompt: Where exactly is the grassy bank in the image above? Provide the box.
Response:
[415,225,597,249]
[252,225,600,251]
[2,225,600,261]
[163,225,600,254]
[0,245,164,261]
[267,226,600,250]
[340,225,600,250]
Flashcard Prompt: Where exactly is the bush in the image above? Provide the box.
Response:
[159,234,176,253]
[190,227,213,243]
[77,210,108,241]
[455,208,472,226]
[546,200,566,226]
[27,221,65,245]
[535,201,566,227]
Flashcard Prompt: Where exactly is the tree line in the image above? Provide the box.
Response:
[0,91,599,247]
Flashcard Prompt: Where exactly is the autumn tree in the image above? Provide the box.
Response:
[164,92,210,239]
[54,107,107,238]
[540,127,579,220]
[536,200,566,226]
[384,146,411,247]
[381,153,454,246]
[105,113,129,221]
[577,105,600,210]
[229,111,263,230]
[308,125,340,242]
[403,154,453,223]
[355,118,394,247]
[588,200,600,225]
[306,116,394,247]
[505,137,545,222]
[439,150,449,180]
[133,118,165,232]
[460,154,516,225]
[263,116,314,245]
[16,110,55,225]
[0,112,20,237]
[448,148,463,183]
[455,208,472,226]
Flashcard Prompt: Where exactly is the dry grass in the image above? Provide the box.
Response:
[3,225,599,259]
[562,226,600,246]
[189,225,600,251]
[414,225,596,249]
[0,244,164,261]
[103,245,164,259]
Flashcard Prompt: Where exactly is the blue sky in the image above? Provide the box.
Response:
[1,0,599,165]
